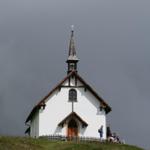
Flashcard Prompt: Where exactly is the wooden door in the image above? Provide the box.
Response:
[67,119,78,138]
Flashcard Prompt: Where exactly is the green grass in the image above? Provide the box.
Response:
[0,136,143,150]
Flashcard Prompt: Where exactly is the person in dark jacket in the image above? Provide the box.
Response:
[107,126,112,138]
[98,125,103,141]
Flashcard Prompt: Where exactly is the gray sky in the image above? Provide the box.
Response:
[0,0,150,149]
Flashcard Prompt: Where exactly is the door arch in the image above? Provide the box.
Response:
[67,119,78,138]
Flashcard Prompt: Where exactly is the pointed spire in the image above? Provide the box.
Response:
[67,25,79,61]
[66,26,79,74]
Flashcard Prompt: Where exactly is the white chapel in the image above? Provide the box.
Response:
[25,29,111,139]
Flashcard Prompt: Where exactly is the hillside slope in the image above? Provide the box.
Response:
[0,136,143,150]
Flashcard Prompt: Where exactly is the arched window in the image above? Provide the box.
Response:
[69,89,77,102]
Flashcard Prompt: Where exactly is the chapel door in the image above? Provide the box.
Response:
[67,119,78,139]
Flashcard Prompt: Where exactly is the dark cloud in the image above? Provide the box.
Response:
[0,0,150,149]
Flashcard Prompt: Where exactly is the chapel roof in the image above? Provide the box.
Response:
[25,71,111,123]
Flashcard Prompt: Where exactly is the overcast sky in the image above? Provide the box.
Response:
[0,0,150,149]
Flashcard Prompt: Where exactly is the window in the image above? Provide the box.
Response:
[69,89,77,102]
[70,63,75,70]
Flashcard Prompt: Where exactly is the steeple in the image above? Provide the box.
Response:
[66,26,79,74]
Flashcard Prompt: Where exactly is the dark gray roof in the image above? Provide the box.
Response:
[67,30,79,61]
[25,71,111,123]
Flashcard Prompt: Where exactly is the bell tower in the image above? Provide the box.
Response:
[66,26,79,74]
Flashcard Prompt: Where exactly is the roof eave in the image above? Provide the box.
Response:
[25,71,75,123]
[25,71,112,122]
[58,112,88,127]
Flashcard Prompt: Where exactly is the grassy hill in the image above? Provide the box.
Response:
[0,136,143,150]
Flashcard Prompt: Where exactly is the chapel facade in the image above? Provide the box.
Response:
[25,29,111,139]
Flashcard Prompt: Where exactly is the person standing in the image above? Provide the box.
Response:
[98,125,103,141]
[107,126,112,138]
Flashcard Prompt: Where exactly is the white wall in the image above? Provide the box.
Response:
[32,77,107,139]
[30,111,39,137]
[39,87,72,136]
[74,87,106,138]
